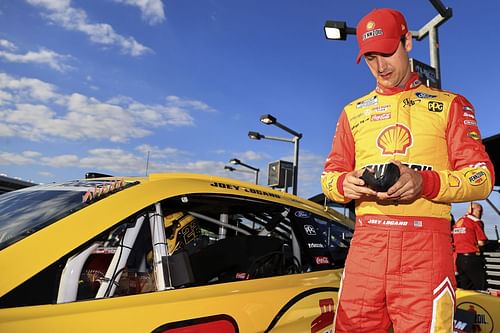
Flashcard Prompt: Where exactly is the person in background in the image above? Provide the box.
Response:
[320,7,495,333]
[453,202,488,290]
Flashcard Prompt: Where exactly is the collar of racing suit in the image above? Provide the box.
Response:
[375,72,422,95]
[466,214,481,222]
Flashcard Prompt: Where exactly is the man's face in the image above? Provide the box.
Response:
[364,33,412,88]
[472,204,483,218]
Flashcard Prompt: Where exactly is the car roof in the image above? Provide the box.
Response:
[88,172,352,224]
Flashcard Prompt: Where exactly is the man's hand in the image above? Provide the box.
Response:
[376,160,423,203]
[343,169,378,199]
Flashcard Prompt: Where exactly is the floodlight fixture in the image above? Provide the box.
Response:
[248,131,263,140]
[260,114,277,125]
[323,20,355,41]
[249,114,302,195]
[227,158,259,184]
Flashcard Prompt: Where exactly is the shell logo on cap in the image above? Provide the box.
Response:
[366,21,375,30]
[376,123,413,155]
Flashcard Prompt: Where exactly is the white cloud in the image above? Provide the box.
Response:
[166,95,216,113]
[0,39,17,51]
[38,171,55,177]
[0,73,60,102]
[0,145,229,180]
[0,47,72,72]
[23,150,43,158]
[0,151,37,165]
[0,147,323,195]
[0,40,72,72]
[135,144,186,159]
[0,90,13,104]
[294,151,325,197]
[113,0,165,25]
[80,148,153,173]
[236,150,271,161]
[150,160,227,176]
[0,73,216,142]
[0,123,15,136]
[40,154,80,167]
[128,101,195,127]
[26,0,152,56]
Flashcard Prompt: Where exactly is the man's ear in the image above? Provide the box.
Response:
[404,31,413,52]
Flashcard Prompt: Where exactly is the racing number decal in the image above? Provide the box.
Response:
[311,298,335,333]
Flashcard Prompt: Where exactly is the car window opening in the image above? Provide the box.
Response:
[0,193,352,308]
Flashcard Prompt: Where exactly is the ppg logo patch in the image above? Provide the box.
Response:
[428,101,444,112]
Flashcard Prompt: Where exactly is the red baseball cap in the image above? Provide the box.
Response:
[355,8,408,63]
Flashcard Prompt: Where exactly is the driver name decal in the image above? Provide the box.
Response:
[210,181,280,198]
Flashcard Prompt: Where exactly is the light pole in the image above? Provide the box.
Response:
[228,159,260,184]
[323,0,452,88]
[248,114,302,195]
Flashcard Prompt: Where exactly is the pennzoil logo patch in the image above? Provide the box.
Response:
[465,170,487,186]
[456,302,494,333]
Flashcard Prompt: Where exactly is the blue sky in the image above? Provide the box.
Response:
[0,1,498,238]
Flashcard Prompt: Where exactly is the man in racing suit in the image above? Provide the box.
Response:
[320,8,495,333]
[453,203,488,290]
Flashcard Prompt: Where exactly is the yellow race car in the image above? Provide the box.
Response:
[0,173,498,332]
[0,173,354,333]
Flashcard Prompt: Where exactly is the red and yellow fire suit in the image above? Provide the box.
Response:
[321,73,494,332]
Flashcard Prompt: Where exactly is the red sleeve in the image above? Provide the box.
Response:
[323,111,356,174]
[474,221,488,242]
[321,110,355,200]
[418,170,440,199]
[445,95,495,184]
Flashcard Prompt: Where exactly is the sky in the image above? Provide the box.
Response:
[0,0,498,238]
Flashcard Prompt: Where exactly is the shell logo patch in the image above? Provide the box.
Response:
[465,170,487,186]
[447,173,461,188]
[376,123,413,155]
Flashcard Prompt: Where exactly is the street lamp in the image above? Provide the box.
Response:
[323,0,452,88]
[228,159,260,184]
[323,20,356,41]
[249,114,302,195]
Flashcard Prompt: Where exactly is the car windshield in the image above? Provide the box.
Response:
[0,179,135,250]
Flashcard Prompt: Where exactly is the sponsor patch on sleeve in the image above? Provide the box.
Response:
[464,120,477,126]
[464,170,487,186]
[467,131,481,140]
[447,173,461,188]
